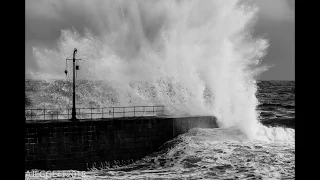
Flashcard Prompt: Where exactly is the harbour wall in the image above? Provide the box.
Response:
[25,116,218,170]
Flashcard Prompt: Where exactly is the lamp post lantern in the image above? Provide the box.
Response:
[66,48,81,121]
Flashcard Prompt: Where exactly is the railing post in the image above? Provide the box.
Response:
[153,106,154,114]
[134,107,135,117]
[31,109,33,121]
[91,108,93,120]
[44,109,45,120]
[123,107,125,117]
[102,108,104,119]
[68,109,69,119]
[143,106,145,115]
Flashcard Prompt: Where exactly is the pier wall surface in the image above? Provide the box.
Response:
[25,116,218,170]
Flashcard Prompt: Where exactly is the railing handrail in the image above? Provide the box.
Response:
[25,105,165,121]
[25,105,164,110]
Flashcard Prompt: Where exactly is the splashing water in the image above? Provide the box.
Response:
[30,127,294,180]
[26,0,293,141]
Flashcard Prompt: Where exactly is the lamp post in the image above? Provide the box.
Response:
[66,48,81,121]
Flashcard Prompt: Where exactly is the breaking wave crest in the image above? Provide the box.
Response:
[27,0,277,139]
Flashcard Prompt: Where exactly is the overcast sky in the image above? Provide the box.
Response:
[25,0,295,80]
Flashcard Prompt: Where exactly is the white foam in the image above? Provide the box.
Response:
[28,0,270,138]
[255,123,295,142]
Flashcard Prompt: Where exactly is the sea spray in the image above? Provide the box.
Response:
[27,0,278,139]
[255,124,295,142]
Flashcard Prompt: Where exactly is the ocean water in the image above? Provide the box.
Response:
[25,80,295,180]
[257,81,295,129]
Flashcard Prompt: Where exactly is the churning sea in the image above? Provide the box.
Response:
[25,80,295,180]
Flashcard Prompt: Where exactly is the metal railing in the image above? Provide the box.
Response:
[25,106,165,121]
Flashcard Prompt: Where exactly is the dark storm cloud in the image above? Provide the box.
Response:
[26,0,99,41]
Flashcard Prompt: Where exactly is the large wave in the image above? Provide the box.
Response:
[26,0,276,139]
